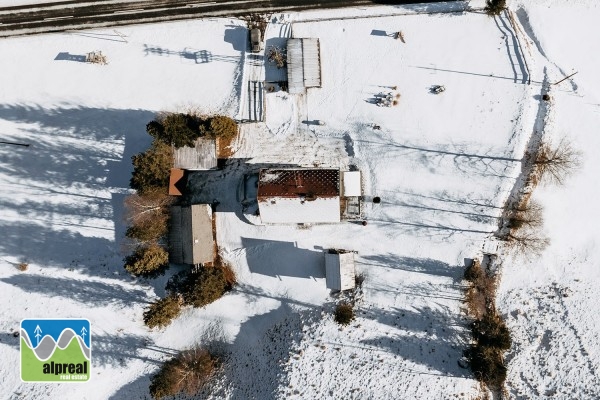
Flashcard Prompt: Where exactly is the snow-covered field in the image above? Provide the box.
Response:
[0,1,598,399]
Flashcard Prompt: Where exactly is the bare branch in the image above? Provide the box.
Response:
[506,229,550,256]
[534,137,582,186]
[507,199,544,229]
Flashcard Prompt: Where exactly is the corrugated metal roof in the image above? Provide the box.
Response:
[342,171,362,197]
[173,137,217,170]
[287,39,304,94]
[258,169,339,198]
[302,38,321,88]
[325,252,356,291]
[287,38,321,94]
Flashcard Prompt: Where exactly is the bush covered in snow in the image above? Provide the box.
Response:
[144,295,182,329]
[149,346,219,399]
[124,243,169,277]
[334,302,354,325]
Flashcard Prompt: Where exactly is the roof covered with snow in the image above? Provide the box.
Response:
[257,169,340,223]
[169,204,214,265]
[287,38,321,94]
[173,137,217,170]
[325,251,356,291]
[342,171,361,197]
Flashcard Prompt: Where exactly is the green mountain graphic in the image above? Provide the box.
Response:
[21,336,90,382]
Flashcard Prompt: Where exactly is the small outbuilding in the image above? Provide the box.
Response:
[325,249,356,291]
[169,204,215,265]
[168,168,186,196]
[286,38,321,94]
[173,137,217,170]
[257,168,340,224]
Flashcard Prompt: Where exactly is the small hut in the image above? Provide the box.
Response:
[325,249,356,291]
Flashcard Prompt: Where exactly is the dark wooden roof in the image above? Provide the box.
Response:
[258,169,339,198]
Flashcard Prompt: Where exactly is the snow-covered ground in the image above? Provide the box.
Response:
[0,1,598,399]
[496,1,600,398]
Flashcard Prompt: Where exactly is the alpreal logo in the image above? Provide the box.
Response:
[20,319,91,382]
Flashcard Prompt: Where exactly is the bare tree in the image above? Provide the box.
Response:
[125,190,173,223]
[506,229,550,256]
[124,190,174,243]
[534,137,581,185]
[507,200,544,230]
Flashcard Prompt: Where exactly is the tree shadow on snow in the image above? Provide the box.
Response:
[358,305,470,378]
[108,373,153,400]
[0,104,154,279]
[358,253,462,281]
[0,274,151,307]
[213,302,305,400]
[354,135,519,180]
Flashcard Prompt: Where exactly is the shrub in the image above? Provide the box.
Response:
[464,259,482,282]
[484,0,506,16]
[464,260,496,320]
[160,113,201,148]
[144,295,182,329]
[466,345,507,389]
[168,266,234,308]
[149,346,218,399]
[146,120,165,140]
[130,140,173,194]
[334,302,354,325]
[206,116,238,140]
[219,263,237,287]
[124,243,169,277]
[355,273,365,288]
[472,313,512,351]
[17,262,28,272]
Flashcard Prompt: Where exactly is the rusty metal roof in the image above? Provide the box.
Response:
[258,169,339,198]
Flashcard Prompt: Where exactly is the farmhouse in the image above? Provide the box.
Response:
[325,249,356,291]
[286,38,321,94]
[257,168,340,224]
[169,204,215,265]
[173,137,217,170]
